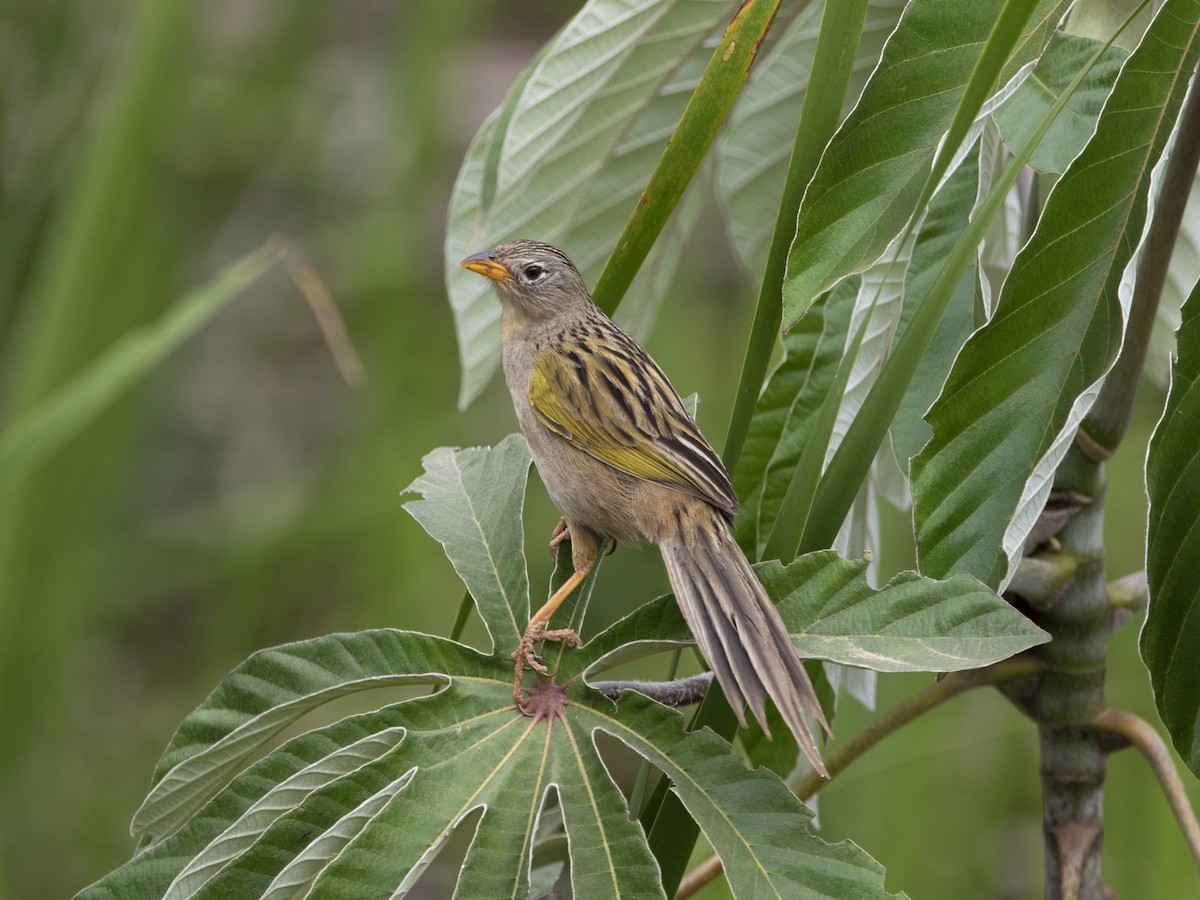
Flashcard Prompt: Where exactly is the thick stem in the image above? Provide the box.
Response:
[1040,725,1107,900]
[1028,445,1111,900]
[1080,59,1200,459]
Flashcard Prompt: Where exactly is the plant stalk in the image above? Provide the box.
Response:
[1079,55,1200,459]
[1023,446,1110,900]
[1091,708,1200,869]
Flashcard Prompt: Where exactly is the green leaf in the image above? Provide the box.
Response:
[90,626,895,899]
[731,280,859,558]
[714,0,906,275]
[402,435,533,655]
[165,727,410,898]
[132,632,490,847]
[1143,274,1200,777]
[782,0,1068,326]
[444,0,738,407]
[79,708,415,899]
[0,239,283,493]
[798,11,1137,557]
[567,551,1046,679]
[992,32,1127,174]
[890,145,982,464]
[912,0,1200,587]
[88,436,909,897]
[767,553,1049,672]
[585,693,898,899]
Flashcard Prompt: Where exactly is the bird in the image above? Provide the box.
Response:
[461,239,829,776]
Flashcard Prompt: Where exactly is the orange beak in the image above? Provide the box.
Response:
[460,251,513,283]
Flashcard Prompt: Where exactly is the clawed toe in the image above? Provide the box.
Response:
[542,628,582,648]
[511,621,583,713]
[548,517,571,560]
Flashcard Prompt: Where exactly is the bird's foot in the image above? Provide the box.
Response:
[511,620,582,712]
[548,517,571,560]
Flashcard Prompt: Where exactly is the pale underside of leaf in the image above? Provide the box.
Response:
[444,0,736,406]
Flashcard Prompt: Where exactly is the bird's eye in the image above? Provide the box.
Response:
[523,264,545,281]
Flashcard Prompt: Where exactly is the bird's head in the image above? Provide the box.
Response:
[460,240,591,322]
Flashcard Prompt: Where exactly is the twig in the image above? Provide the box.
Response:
[1107,570,1148,613]
[1091,708,1200,870]
[593,673,712,707]
[675,657,1045,899]
[280,240,367,387]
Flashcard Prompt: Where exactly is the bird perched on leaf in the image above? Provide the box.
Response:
[461,240,829,776]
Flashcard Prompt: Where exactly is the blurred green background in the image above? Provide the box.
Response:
[0,2,1194,897]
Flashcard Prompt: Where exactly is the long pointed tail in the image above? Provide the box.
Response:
[660,504,830,777]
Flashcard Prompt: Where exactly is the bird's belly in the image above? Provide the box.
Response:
[520,419,648,545]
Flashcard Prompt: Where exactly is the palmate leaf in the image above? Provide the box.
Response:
[1143,275,1200,777]
[444,0,738,407]
[84,438,1052,897]
[912,0,1200,589]
[82,632,899,900]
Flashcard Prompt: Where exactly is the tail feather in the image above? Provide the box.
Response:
[681,566,749,722]
[661,506,830,778]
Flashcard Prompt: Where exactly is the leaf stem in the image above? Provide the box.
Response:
[592,0,782,314]
[675,657,1045,899]
[448,589,473,642]
[1090,708,1200,869]
[1079,53,1200,459]
[722,0,871,475]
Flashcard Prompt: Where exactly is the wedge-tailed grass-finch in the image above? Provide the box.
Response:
[461,240,829,775]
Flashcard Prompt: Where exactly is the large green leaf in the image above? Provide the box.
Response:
[714,0,906,275]
[85,440,907,898]
[781,0,1068,325]
[401,435,533,656]
[1143,275,1200,777]
[565,551,1047,679]
[86,635,897,899]
[444,0,737,407]
[912,0,1200,588]
[767,553,1048,671]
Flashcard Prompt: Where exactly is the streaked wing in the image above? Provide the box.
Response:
[528,320,738,517]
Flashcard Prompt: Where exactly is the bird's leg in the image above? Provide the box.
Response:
[514,520,600,713]
[512,564,591,709]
